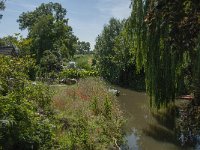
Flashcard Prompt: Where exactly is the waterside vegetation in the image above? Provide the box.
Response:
[0,0,200,149]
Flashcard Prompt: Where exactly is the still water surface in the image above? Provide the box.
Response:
[117,87,194,150]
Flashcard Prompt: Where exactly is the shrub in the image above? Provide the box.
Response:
[0,55,55,149]
[59,69,99,79]
[73,54,94,70]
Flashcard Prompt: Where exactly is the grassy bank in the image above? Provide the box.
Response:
[52,78,125,149]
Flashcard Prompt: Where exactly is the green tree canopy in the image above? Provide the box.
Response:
[17,2,67,30]
[94,18,124,82]
[76,41,91,54]
[17,2,78,72]
[95,18,145,88]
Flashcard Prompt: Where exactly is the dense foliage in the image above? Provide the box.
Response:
[95,18,145,89]
[0,55,55,149]
[76,41,91,54]
[95,18,123,82]
[73,54,95,70]
[0,55,122,149]
[17,2,78,75]
[59,69,99,79]
[128,0,200,108]
[2,0,200,148]
[0,2,124,150]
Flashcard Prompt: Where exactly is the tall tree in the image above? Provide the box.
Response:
[18,3,77,66]
[94,18,123,82]
[128,0,200,108]
[29,15,55,62]
[95,18,145,88]
[113,26,145,88]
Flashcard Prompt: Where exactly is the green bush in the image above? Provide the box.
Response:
[0,55,124,149]
[73,54,94,70]
[0,55,55,149]
[59,69,99,79]
[76,57,91,70]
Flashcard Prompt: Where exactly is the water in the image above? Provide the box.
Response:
[117,87,195,150]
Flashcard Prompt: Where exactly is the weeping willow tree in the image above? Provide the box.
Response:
[194,36,200,105]
[128,0,200,108]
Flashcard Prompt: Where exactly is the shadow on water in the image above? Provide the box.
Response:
[143,123,176,144]
[144,102,200,149]
[151,106,177,130]
[142,105,180,146]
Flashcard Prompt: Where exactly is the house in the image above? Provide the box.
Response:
[0,45,18,56]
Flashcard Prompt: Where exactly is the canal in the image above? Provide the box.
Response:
[117,87,195,150]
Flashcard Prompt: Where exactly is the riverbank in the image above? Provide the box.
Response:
[51,78,125,149]
[176,100,200,148]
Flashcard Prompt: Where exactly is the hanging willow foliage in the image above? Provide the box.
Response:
[128,0,200,108]
[194,35,200,105]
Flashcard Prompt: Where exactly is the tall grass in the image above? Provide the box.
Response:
[52,77,125,149]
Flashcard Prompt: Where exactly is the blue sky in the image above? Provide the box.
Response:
[0,0,131,49]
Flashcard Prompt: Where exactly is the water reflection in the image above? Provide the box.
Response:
[143,123,176,144]
[151,106,177,130]
[120,127,139,149]
[116,87,193,150]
